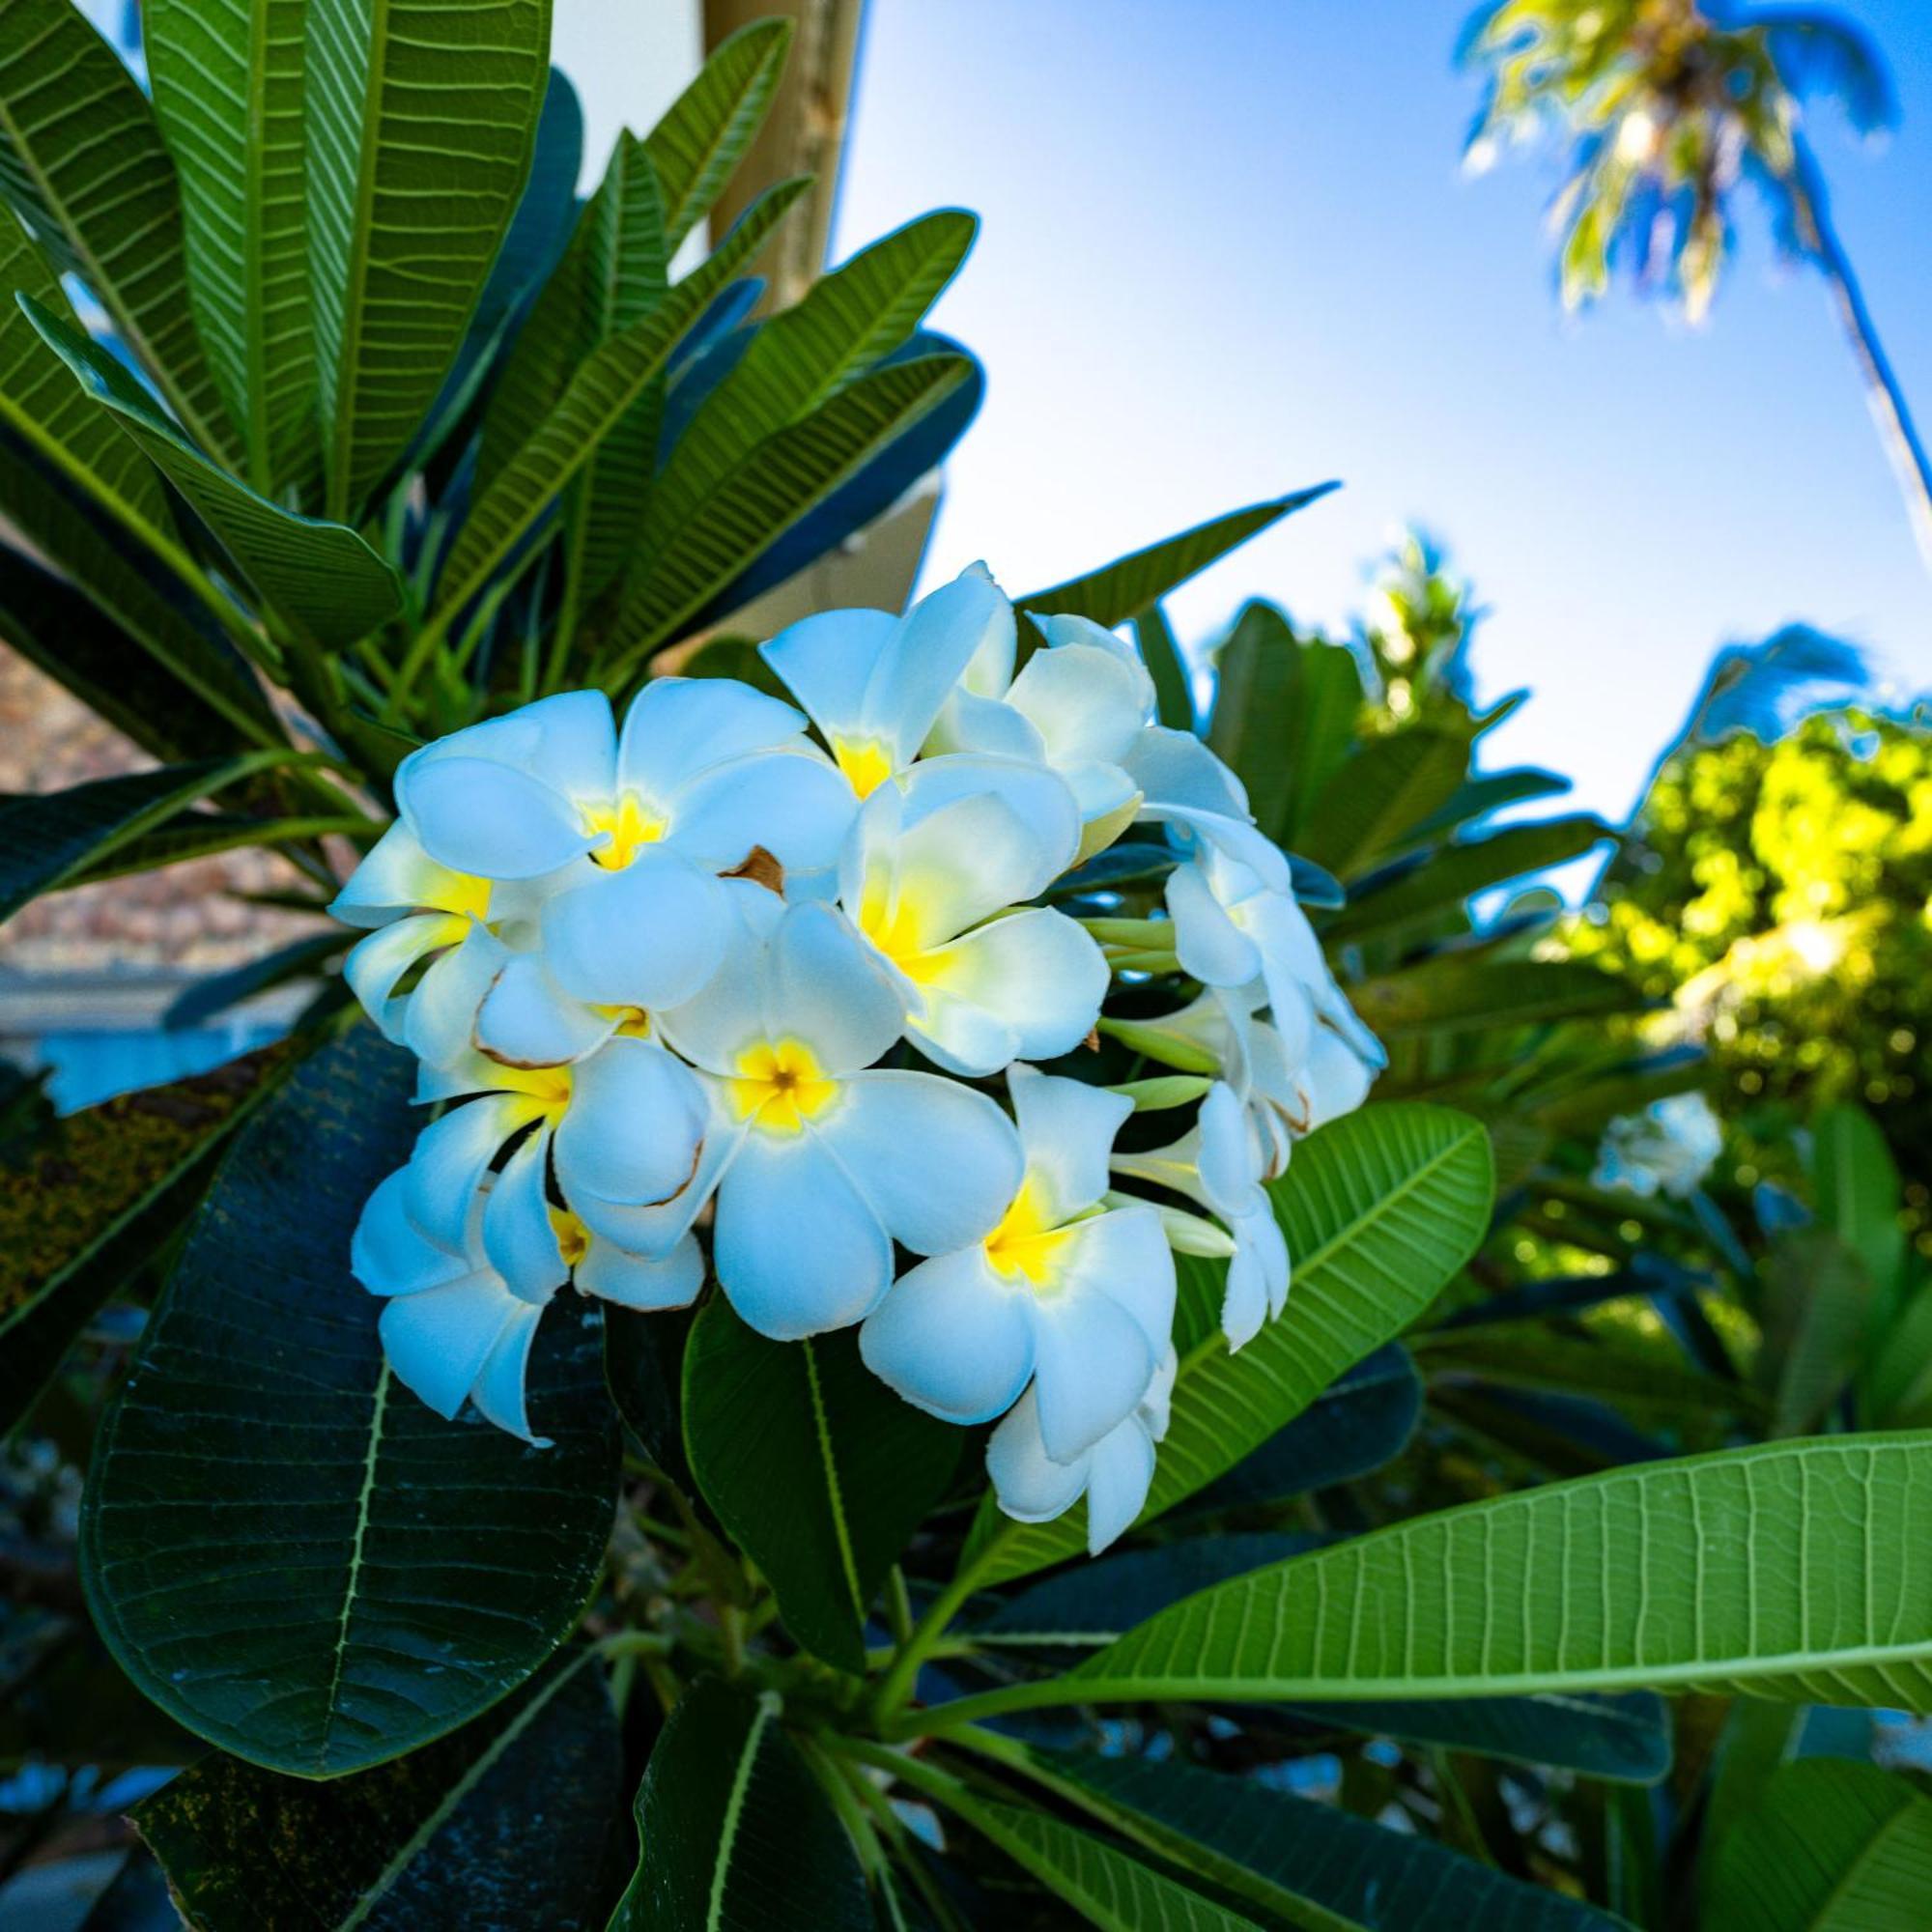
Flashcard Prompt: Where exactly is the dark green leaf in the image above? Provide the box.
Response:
[1045,1749,1625,1930]
[133,1648,620,1929]
[682,1296,959,1670]
[1018,486,1337,631]
[80,1027,619,1776]
[603,1305,692,1490]
[1810,1104,1905,1322]
[0,1038,304,1439]
[20,295,404,648]
[609,1676,870,1930]
[1132,603,1195,731]
[0,0,237,459]
[1760,1231,1869,1437]
[164,931,347,1031]
[1350,957,1646,1039]
[1403,767,1573,846]
[1293,728,1472,877]
[306,0,553,518]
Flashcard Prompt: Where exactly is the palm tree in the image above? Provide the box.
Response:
[1463,0,1932,575]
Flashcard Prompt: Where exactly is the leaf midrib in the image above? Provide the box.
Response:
[317,1358,391,1769]
[708,1692,778,1932]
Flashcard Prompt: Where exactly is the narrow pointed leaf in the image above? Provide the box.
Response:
[1403,767,1573,846]
[133,1649,620,1930]
[642,20,793,249]
[306,0,553,518]
[165,931,348,1030]
[1045,1750,1625,1931]
[0,1038,305,1440]
[1133,604,1196,731]
[147,0,314,494]
[1811,1104,1905,1316]
[1351,957,1646,1039]
[22,296,403,647]
[609,1677,870,1930]
[1018,487,1337,630]
[1293,727,1473,876]
[682,1296,959,1670]
[959,1104,1492,1584]
[79,1028,620,1776]
[0,0,237,459]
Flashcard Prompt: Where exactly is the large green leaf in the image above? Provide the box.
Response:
[608,1677,870,1930]
[21,296,403,647]
[1811,1104,1905,1320]
[1350,956,1646,1039]
[1327,814,1611,945]
[1294,728,1472,876]
[79,1027,620,1776]
[0,753,293,925]
[132,1648,620,1929]
[147,0,314,495]
[1759,1231,1870,1438]
[306,0,553,518]
[1705,1758,1932,1930]
[682,1296,960,1671]
[1043,1750,1625,1932]
[0,0,236,459]
[0,1038,303,1440]
[1132,603,1195,731]
[433,177,807,630]
[642,19,793,250]
[1049,1435,1932,1715]
[956,1104,1492,1585]
[636,209,975,568]
[1018,487,1337,630]
[599,349,973,673]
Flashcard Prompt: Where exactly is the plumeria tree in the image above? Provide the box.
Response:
[3,4,1932,1927]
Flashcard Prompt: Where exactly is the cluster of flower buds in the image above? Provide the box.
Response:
[333,566,1384,1552]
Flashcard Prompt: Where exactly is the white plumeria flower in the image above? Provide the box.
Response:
[838,775,1107,1076]
[1165,841,1385,1074]
[353,1155,702,1445]
[860,1065,1176,1458]
[987,1345,1177,1556]
[401,1035,709,1256]
[390,681,854,1061]
[1112,1082,1289,1350]
[1593,1091,1724,1200]
[625,895,1024,1341]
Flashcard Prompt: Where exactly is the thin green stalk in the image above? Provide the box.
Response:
[868,1563,985,1724]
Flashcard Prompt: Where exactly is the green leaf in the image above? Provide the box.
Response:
[1327,814,1611,945]
[608,1677,871,1930]
[599,349,973,674]
[1706,1758,1932,1930]
[147,0,314,495]
[0,1038,304,1440]
[1402,767,1573,847]
[1043,1749,1625,1932]
[1058,1435,1932,1714]
[1017,486,1337,631]
[1293,728,1473,876]
[306,0,553,518]
[1350,957,1646,1039]
[20,295,403,648]
[1132,603,1195,731]
[434,177,807,629]
[643,20,793,250]
[79,1027,620,1776]
[682,1296,959,1670]
[948,1793,1259,1932]
[959,1104,1493,1584]
[164,931,348,1031]
[1811,1104,1905,1321]
[0,0,237,460]
[60,808,374,889]
[132,1648,620,1930]
[0,753,294,925]
[1760,1231,1870,1437]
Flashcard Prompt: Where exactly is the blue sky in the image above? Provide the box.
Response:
[832,1,1932,822]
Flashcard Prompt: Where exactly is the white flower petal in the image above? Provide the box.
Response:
[1060,1206,1176,1358]
[1030,1289,1157,1463]
[400,754,596,880]
[909,910,1108,1073]
[986,1389,1089,1524]
[897,991,1015,1079]
[1034,611,1158,692]
[482,1134,568,1300]
[416,689,616,802]
[764,902,903,1074]
[553,1036,708,1208]
[330,822,472,927]
[352,1167,469,1295]
[618,674,804,802]
[475,953,617,1068]
[859,1247,1036,1425]
[1166,861,1262,990]
[568,1100,744,1258]
[900,754,1081,878]
[470,1303,550,1444]
[650,890,781,1076]
[1008,1064,1132,1221]
[954,561,1017,696]
[343,915,461,1041]
[1220,1237,1271,1350]
[1197,1083,1261,1218]
[759,608,898,745]
[668,747,855,876]
[542,849,730,1011]
[925,685,1043,763]
[1301,1026,1376,1131]
[402,923,511,1070]
[868,566,1011,765]
[712,1130,893,1339]
[1122,724,1250,821]
[1006,640,1151,770]
[379,1274,519,1421]
[404,1094,546,1251]
[891,791,1059,945]
[1082,1413,1157,1555]
[578,1231,705,1311]
[815,1069,1022,1255]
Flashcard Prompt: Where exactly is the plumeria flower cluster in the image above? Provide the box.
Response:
[1593,1091,1724,1201]
[334,565,1383,1552]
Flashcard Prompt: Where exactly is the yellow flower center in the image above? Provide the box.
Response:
[728,1038,839,1136]
[549,1207,589,1268]
[857,868,951,984]
[596,1005,653,1039]
[442,872,493,921]
[506,1063,573,1117]
[833,738,894,800]
[584,791,668,870]
[982,1176,1078,1290]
